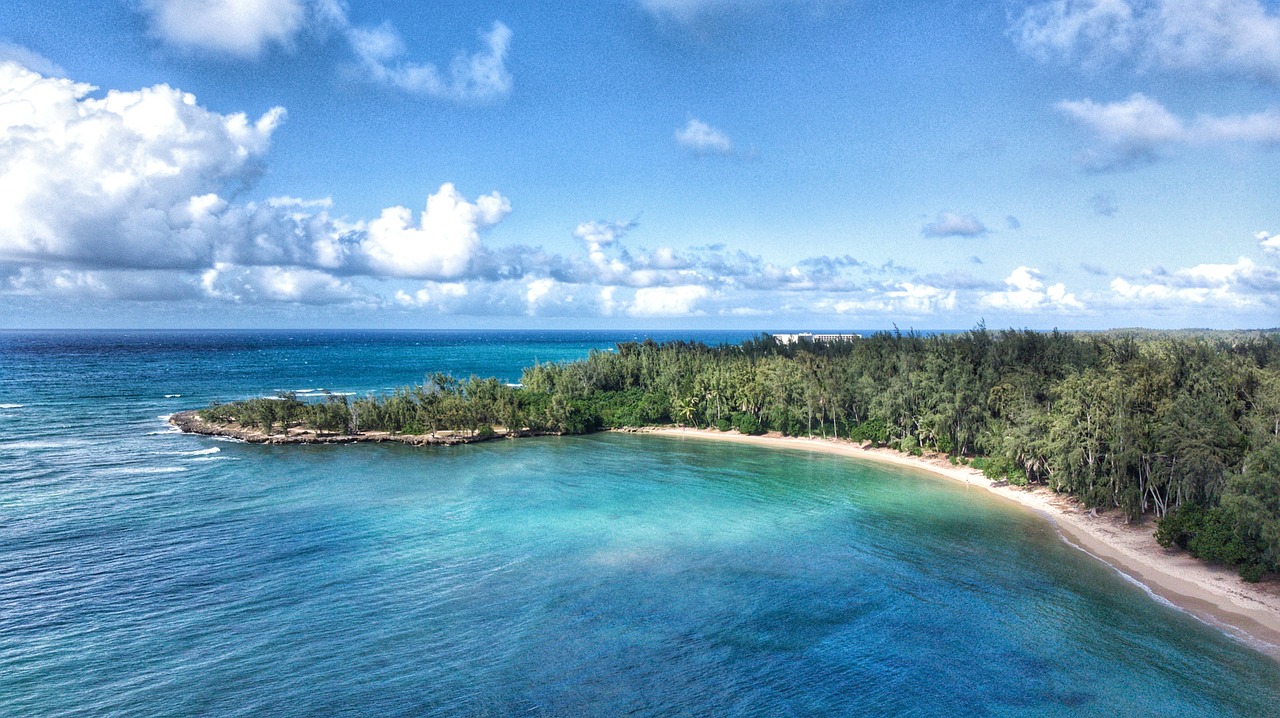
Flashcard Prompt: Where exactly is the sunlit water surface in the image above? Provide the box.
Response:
[2,331,1278,716]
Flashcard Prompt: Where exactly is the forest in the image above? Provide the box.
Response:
[200,329,1280,581]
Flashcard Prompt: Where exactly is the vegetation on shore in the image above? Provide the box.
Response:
[198,328,1280,581]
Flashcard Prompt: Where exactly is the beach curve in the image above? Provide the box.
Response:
[632,426,1280,660]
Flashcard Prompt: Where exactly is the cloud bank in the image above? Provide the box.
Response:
[0,61,510,292]
[3,58,1278,324]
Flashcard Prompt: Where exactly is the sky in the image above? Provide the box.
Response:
[1,0,1278,330]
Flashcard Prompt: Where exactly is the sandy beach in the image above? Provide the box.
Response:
[635,427,1280,659]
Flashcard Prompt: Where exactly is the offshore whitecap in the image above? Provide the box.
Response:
[2,331,1279,716]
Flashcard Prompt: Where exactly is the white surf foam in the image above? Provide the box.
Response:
[146,427,183,435]
[109,466,187,475]
[0,403,25,409]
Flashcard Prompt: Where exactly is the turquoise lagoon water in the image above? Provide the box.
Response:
[2,331,1279,716]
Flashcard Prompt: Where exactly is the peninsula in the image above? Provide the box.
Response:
[175,329,1280,653]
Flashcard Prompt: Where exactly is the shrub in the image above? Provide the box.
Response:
[1155,503,1265,582]
[731,413,764,435]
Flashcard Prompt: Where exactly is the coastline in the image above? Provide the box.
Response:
[171,408,1280,659]
[168,410,546,446]
[633,426,1280,660]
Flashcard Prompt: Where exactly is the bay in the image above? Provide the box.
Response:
[2,331,1278,716]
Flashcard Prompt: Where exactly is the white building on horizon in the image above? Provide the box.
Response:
[772,332,863,345]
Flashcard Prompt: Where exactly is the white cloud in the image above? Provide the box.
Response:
[1014,0,1280,81]
[675,119,733,155]
[1012,0,1138,66]
[0,59,518,302]
[627,285,709,316]
[820,282,958,316]
[0,43,65,77]
[393,281,468,308]
[1105,233,1280,312]
[359,184,510,279]
[3,266,203,301]
[886,283,959,314]
[922,211,989,238]
[981,266,1084,312]
[350,21,513,102]
[525,277,556,307]
[575,219,636,250]
[139,0,307,58]
[1058,93,1280,169]
[137,1,513,103]
[1258,230,1280,255]
[200,264,366,304]
[0,61,283,269]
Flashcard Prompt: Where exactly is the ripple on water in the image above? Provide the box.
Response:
[4,333,1280,718]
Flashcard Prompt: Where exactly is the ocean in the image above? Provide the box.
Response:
[2,330,1279,716]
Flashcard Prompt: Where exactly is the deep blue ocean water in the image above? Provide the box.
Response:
[3,330,1279,717]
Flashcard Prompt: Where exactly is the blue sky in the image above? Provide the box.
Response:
[1,0,1278,329]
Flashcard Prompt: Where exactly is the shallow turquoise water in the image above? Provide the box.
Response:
[2,332,1279,716]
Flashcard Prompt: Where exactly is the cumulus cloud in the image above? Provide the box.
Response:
[981,267,1084,312]
[675,119,734,155]
[1102,231,1280,313]
[922,211,989,238]
[1111,257,1280,308]
[359,184,510,278]
[0,60,515,304]
[1057,93,1280,170]
[0,62,284,269]
[139,0,308,58]
[627,285,710,317]
[349,21,513,102]
[3,57,1067,320]
[1013,0,1280,82]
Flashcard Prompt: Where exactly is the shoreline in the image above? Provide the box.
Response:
[171,410,1280,659]
[168,410,554,446]
[633,427,1280,660]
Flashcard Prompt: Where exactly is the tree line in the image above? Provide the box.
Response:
[201,328,1280,581]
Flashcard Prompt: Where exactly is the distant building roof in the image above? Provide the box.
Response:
[773,333,862,344]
